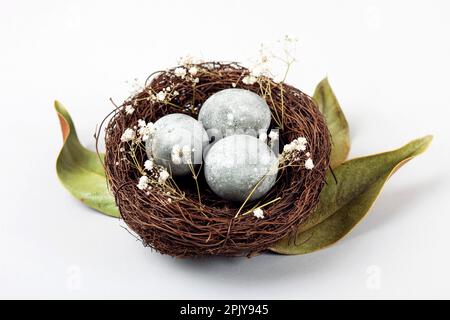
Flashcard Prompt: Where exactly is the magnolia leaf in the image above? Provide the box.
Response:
[270,136,432,255]
[313,78,350,168]
[55,101,120,218]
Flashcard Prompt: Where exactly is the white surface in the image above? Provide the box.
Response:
[1,0,449,299]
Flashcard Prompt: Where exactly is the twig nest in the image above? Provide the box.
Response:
[147,113,208,176]
[204,135,278,202]
[198,88,271,141]
[104,62,331,257]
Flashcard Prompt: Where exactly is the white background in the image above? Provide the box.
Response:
[1,0,449,299]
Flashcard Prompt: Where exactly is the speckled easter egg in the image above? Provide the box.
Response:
[204,135,278,202]
[198,89,271,141]
[146,113,209,176]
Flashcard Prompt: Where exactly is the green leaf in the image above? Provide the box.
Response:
[313,78,350,168]
[270,136,432,255]
[55,101,120,218]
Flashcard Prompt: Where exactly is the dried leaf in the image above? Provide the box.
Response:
[270,136,432,255]
[55,101,120,218]
[313,78,350,168]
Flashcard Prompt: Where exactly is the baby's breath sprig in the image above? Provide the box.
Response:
[278,137,315,171]
[119,119,185,202]
[136,65,202,114]
[239,35,299,129]
[171,144,202,207]
[145,86,183,111]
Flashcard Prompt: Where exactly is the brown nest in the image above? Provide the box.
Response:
[104,62,331,257]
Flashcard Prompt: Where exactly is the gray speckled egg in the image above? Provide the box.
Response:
[146,113,209,176]
[204,135,278,202]
[198,89,271,140]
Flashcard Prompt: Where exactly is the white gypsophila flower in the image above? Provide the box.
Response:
[144,159,153,171]
[294,142,306,152]
[137,119,146,128]
[283,143,295,153]
[242,74,257,85]
[125,105,135,115]
[174,67,187,79]
[297,143,307,152]
[282,136,308,155]
[193,77,199,84]
[181,145,192,164]
[158,170,170,184]
[146,122,155,134]
[253,208,264,219]
[178,55,204,66]
[188,66,198,75]
[173,90,179,96]
[139,122,155,142]
[156,91,167,102]
[120,128,136,142]
[171,144,183,165]
[305,158,314,170]
[296,137,307,145]
[231,83,237,88]
[268,130,279,141]
[306,152,311,157]
[259,132,267,144]
[178,54,195,66]
[250,65,269,78]
[137,175,149,190]
[291,137,307,151]
[142,134,150,142]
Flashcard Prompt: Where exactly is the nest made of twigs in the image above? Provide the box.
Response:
[104,62,331,257]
